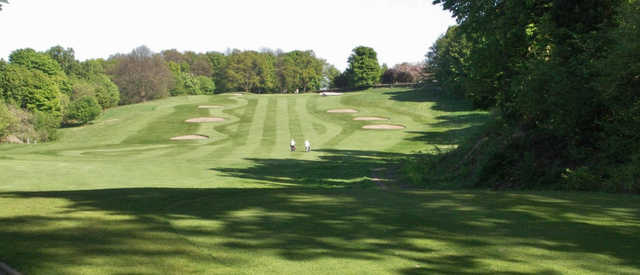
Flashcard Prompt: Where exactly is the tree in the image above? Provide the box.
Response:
[0,63,64,118]
[381,63,424,84]
[63,96,101,126]
[189,55,213,77]
[197,76,216,95]
[205,52,228,92]
[9,48,72,95]
[332,71,349,88]
[276,52,301,92]
[109,46,172,104]
[322,62,340,89]
[76,59,107,79]
[296,51,323,92]
[428,0,636,191]
[167,61,200,96]
[426,26,469,96]
[46,46,80,76]
[71,74,119,109]
[0,0,8,11]
[344,46,381,88]
[225,50,275,93]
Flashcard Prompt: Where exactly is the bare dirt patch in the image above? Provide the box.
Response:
[327,109,358,113]
[170,135,209,140]
[320,92,343,96]
[185,117,225,123]
[353,117,388,121]
[197,105,223,109]
[362,124,406,130]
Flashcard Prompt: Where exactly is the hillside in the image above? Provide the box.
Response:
[0,88,638,274]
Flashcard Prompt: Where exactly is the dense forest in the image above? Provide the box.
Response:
[421,0,639,192]
[0,44,421,143]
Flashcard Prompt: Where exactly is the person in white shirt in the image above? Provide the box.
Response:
[290,139,296,152]
[304,140,311,152]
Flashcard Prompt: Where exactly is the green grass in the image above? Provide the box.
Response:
[0,88,638,274]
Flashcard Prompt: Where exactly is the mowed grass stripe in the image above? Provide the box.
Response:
[305,95,348,148]
[275,96,291,153]
[320,95,358,148]
[257,97,278,156]
[305,95,329,138]
[121,104,209,145]
[233,98,259,148]
[287,96,305,142]
[295,95,319,146]
[240,96,267,154]
[204,97,248,148]
[209,98,259,158]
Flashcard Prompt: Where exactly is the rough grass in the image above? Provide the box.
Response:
[0,89,638,274]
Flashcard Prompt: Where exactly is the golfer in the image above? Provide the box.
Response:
[305,140,311,152]
[290,139,296,152]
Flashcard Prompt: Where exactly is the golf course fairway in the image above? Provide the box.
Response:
[1,88,638,274]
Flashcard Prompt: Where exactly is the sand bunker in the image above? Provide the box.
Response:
[321,92,343,96]
[353,117,388,121]
[170,135,209,140]
[197,105,223,109]
[362,124,406,130]
[185,117,225,123]
[327,109,358,113]
[229,93,243,96]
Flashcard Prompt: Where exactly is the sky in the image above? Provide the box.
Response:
[0,0,456,70]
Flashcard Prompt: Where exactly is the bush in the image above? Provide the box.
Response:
[0,100,15,138]
[71,75,120,109]
[33,110,61,141]
[92,75,120,109]
[64,96,101,126]
[0,104,60,143]
[198,76,215,95]
[0,64,64,118]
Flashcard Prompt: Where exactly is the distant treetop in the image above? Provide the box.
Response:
[0,0,8,11]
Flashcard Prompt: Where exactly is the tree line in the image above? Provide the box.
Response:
[425,0,640,192]
[1,44,424,143]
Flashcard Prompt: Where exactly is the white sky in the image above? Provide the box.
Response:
[0,0,455,70]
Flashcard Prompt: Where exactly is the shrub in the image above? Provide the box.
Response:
[0,100,15,138]
[71,75,120,109]
[33,110,61,141]
[0,64,64,118]
[64,96,101,126]
[0,104,60,143]
[198,76,216,95]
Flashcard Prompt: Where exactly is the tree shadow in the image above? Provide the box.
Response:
[430,114,489,128]
[406,113,489,146]
[210,149,412,187]
[384,87,475,112]
[1,183,639,274]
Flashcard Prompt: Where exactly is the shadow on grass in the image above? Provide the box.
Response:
[384,87,490,147]
[1,150,639,274]
[406,113,489,146]
[384,87,474,112]
[211,149,411,187]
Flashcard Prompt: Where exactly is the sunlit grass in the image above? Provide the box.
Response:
[0,89,638,274]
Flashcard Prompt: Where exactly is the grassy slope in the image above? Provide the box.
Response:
[0,88,638,274]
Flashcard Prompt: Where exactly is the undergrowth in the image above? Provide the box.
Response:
[404,113,640,193]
